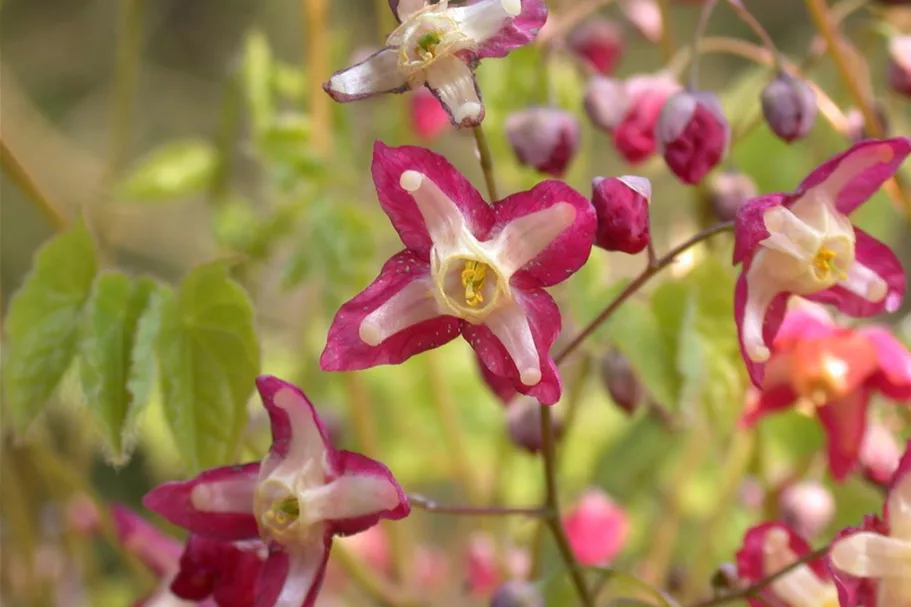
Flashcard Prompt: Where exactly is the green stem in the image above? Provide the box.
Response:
[108,0,145,180]
[0,138,68,231]
[473,125,499,202]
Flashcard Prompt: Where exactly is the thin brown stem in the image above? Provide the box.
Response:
[723,0,780,66]
[473,125,499,202]
[409,494,550,517]
[656,0,676,63]
[0,138,68,231]
[688,0,720,90]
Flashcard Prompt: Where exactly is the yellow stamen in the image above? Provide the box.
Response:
[811,246,847,282]
[264,497,299,528]
[461,260,489,307]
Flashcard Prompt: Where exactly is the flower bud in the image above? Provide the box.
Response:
[563,489,630,566]
[612,73,681,163]
[619,0,662,43]
[490,581,544,607]
[584,76,628,132]
[410,88,450,140]
[708,171,757,222]
[600,348,644,413]
[506,397,563,453]
[567,19,625,75]
[657,90,730,184]
[760,72,817,142]
[591,176,651,254]
[505,108,580,177]
[887,35,911,98]
[859,422,902,486]
[778,481,835,540]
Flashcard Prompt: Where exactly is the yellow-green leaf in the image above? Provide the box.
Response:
[119,139,217,201]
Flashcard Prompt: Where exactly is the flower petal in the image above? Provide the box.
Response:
[457,0,548,60]
[793,137,911,215]
[734,259,791,387]
[830,532,911,578]
[858,327,911,401]
[371,142,493,255]
[425,56,485,127]
[171,536,265,607]
[817,388,872,481]
[323,47,410,103]
[464,288,562,404]
[142,464,260,542]
[733,194,788,265]
[255,542,331,607]
[888,443,911,537]
[830,517,887,607]
[477,352,519,403]
[320,251,460,371]
[388,0,426,22]
[486,180,596,288]
[111,504,183,578]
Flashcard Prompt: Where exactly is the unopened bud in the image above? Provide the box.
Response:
[563,489,630,566]
[656,90,729,184]
[491,581,544,607]
[505,108,580,177]
[779,480,835,540]
[410,88,449,140]
[600,348,644,413]
[591,177,651,254]
[567,19,625,75]
[612,73,681,163]
[584,76,628,132]
[859,422,902,486]
[708,171,757,222]
[761,72,817,143]
[506,397,562,453]
[887,36,911,98]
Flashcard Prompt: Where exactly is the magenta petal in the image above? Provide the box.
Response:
[773,306,836,345]
[327,450,411,537]
[320,250,461,371]
[111,504,182,578]
[732,193,788,265]
[734,266,790,387]
[741,381,798,427]
[472,0,548,60]
[858,327,911,401]
[817,389,872,481]
[793,137,911,215]
[169,535,264,604]
[492,180,596,289]
[477,352,519,403]
[142,464,260,542]
[464,288,562,405]
[256,375,333,461]
[371,142,494,255]
[806,227,906,317]
[255,541,332,607]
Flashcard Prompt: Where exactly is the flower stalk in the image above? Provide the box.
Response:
[473,125,500,202]
[0,137,68,231]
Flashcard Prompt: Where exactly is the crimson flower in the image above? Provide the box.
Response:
[656,90,730,184]
[562,489,630,566]
[741,303,911,480]
[143,376,410,607]
[612,72,681,164]
[830,441,911,607]
[591,175,651,254]
[324,0,547,127]
[320,143,596,404]
[733,137,910,386]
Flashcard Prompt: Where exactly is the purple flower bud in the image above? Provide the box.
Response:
[600,348,644,413]
[656,90,730,184]
[506,397,563,453]
[887,35,911,98]
[760,72,817,142]
[567,19,625,75]
[505,108,581,177]
[708,171,758,222]
[591,176,651,254]
[491,580,544,607]
[583,76,628,132]
[778,481,835,540]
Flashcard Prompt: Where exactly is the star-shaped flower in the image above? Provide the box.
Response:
[323,0,547,127]
[319,143,596,404]
[143,376,410,607]
[733,137,910,386]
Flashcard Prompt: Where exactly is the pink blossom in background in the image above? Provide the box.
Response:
[562,489,629,566]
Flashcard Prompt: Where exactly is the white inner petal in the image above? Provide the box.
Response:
[393,0,429,21]
[425,56,483,125]
[257,389,328,488]
[189,475,257,514]
[400,169,467,248]
[483,202,576,278]
[326,48,409,98]
[484,300,541,386]
[837,259,888,303]
[301,474,402,525]
[830,532,911,578]
[273,545,327,607]
[449,0,518,44]
[359,277,442,346]
[890,473,911,542]
[763,529,839,607]
[742,251,782,363]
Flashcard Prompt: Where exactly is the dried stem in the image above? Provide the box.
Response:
[0,137,68,231]
[473,125,500,202]
[409,494,550,517]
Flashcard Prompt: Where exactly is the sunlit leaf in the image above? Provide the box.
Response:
[2,217,98,433]
[119,139,217,201]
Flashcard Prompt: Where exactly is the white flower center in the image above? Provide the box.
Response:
[389,2,474,78]
[762,528,840,607]
[253,459,323,546]
[431,248,509,323]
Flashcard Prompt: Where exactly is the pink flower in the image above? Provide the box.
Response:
[859,422,903,487]
[320,143,596,404]
[612,72,681,164]
[656,90,730,184]
[562,489,629,566]
[505,107,581,177]
[618,0,662,44]
[733,137,911,386]
[591,175,651,254]
[566,18,624,75]
[887,35,911,98]
[584,75,628,132]
[143,376,410,607]
[324,0,547,127]
[410,87,451,140]
[741,303,911,480]
[830,441,911,607]
[465,532,530,596]
[778,481,835,540]
[736,522,839,607]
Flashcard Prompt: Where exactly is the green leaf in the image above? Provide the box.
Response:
[243,30,274,135]
[156,261,260,470]
[119,140,217,201]
[78,273,159,462]
[2,218,98,433]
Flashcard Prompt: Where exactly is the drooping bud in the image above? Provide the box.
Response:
[619,0,662,43]
[600,348,644,413]
[656,90,730,184]
[410,88,450,140]
[778,481,835,540]
[887,35,911,97]
[490,581,544,607]
[613,73,681,163]
[708,171,757,222]
[760,72,817,143]
[506,397,563,453]
[584,76,628,132]
[591,176,651,254]
[566,19,625,75]
[505,108,581,177]
[859,422,902,486]
[562,489,630,566]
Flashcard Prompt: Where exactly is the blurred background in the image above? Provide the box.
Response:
[2,0,911,605]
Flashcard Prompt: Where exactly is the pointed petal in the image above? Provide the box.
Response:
[389,0,426,22]
[830,517,886,607]
[371,142,493,255]
[320,251,460,371]
[817,389,872,481]
[255,542,331,607]
[425,57,485,128]
[888,443,911,538]
[477,352,519,403]
[323,47,410,103]
[111,505,183,578]
[858,327,911,401]
[142,464,260,542]
[464,288,562,404]
[734,259,791,387]
[830,532,911,578]
[455,0,548,59]
[733,194,788,265]
[794,137,911,216]
[806,227,906,317]
[485,180,596,288]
